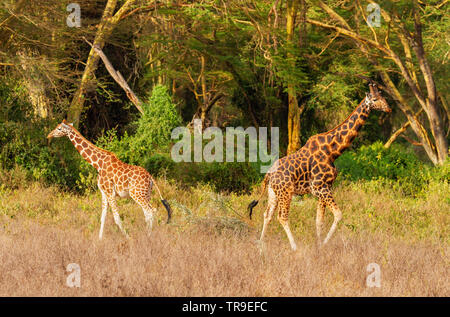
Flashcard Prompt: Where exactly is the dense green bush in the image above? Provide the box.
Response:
[181,161,262,194]
[0,80,83,190]
[0,118,85,190]
[140,152,262,194]
[93,85,262,193]
[144,153,176,177]
[335,141,436,195]
[96,85,182,165]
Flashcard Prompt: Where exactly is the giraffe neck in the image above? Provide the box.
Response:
[67,129,109,171]
[326,98,371,161]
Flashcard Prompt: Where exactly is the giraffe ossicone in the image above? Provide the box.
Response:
[248,83,391,250]
[47,120,172,239]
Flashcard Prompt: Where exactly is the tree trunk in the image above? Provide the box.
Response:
[67,0,137,127]
[286,0,301,155]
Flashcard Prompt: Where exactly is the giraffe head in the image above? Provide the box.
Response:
[47,119,74,139]
[365,83,391,113]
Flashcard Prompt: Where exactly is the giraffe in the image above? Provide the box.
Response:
[248,83,391,250]
[47,120,172,239]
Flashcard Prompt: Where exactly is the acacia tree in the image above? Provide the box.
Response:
[307,0,448,165]
[67,0,138,127]
[286,0,301,153]
[0,0,83,118]
[133,1,241,129]
[286,0,309,154]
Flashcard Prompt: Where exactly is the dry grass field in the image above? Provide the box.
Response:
[0,175,448,296]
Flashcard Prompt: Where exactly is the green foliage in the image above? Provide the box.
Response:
[1,1,448,198]
[144,153,176,177]
[96,85,182,166]
[0,119,84,191]
[142,153,262,194]
[182,161,262,194]
[335,142,437,195]
[134,85,182,152]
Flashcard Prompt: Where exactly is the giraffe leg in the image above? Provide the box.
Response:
[322,196,342,245]
[259,186,277,244]
[142,205,156,234]
[129,187,155,235]
[315,200,326,247]
[107,197,129,238]
[278,196,297,251]
[99,192,108,240]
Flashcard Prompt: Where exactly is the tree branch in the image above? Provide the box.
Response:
[83,37,144,115]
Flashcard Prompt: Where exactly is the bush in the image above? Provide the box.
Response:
[144,153,176,177]
[335,141,432,195]
[189,161,261,194]
[0,117,86,191]
[96,84,182,166]
[143,156,262,194]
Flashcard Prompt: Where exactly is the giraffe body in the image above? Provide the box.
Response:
[47,121,172,239]
[249,84,391,250]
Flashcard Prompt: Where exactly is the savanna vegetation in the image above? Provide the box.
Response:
[0,0,448,296]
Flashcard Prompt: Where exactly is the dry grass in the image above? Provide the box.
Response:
[0,178,448,296]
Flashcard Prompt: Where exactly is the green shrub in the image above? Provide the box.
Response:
[0,81,82,191]
[335,141,432,195]
[428,158,450,183]
[96,84,182,166]
[144,153,176,177]
[195,161,261,193]
[0,117,84,191]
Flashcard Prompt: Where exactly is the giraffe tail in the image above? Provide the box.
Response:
[248,174,269,220]
[161,199,172,224]
[150,175,172,224]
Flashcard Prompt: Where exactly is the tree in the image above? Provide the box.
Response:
[286,0,301,154]
[307,0,448,165]
[0,0,82,119]
[67,0,138,127]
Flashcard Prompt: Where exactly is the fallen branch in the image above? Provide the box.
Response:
[82,36,144,115]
